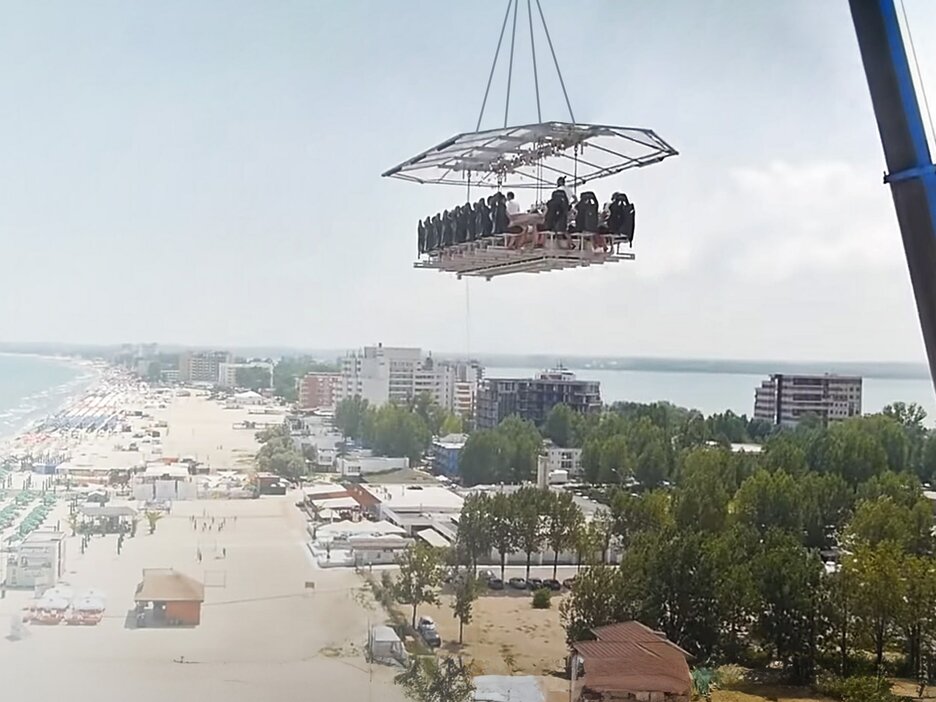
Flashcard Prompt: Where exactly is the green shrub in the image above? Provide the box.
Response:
[532,588,551,609]
[816,675,897,702]
[714,664,744,688]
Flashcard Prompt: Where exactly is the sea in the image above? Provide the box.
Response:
[0,354,95,439]
[485,366,936,423]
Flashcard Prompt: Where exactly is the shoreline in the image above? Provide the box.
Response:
[0,359,109,463]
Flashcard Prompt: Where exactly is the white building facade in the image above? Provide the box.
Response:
[335,344,482,414]
[754,373,862,427]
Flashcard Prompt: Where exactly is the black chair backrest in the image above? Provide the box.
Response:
[456,205,469,243]
[417,219,426,254]
[576,191,599,233]
[623,202,636,243]
[441,210,453,247]
[607,194,629,236]
[478,199,493,237]
[492,194,509,234]
[467,202,482,241]
[544,188,570,232]
[430,215,442,250]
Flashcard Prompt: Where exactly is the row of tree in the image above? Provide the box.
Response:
[557,438,936,684]
[334,395,463,464]
[455,487,600,579]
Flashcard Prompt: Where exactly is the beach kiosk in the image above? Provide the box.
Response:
[134,569,204,626]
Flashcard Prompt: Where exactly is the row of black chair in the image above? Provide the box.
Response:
[417,190,635,255]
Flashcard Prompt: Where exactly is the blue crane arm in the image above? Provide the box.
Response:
[850,0,936,392]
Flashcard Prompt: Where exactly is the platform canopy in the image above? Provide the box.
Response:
[382,121,676,190]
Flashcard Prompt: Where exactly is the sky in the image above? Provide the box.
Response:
[1,0,936,362]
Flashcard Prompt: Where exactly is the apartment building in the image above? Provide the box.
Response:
[475,369,601,429]
[298,372,342,409]
[753,373,862,427]
[178,351,232,384]
[335,344,482,414]
[217,360,274,389]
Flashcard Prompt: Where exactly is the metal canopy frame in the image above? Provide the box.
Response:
[382,120,677,190]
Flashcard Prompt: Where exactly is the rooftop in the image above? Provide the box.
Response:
[573,621,692,697]
[134,569,205,603]
[360,467,441,485]
[362,483,465,511]
[22,530,65,544]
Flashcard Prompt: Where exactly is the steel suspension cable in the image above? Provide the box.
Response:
[526,0,542,123]
[534,0,575,123]
[899,0,936,149]
[476,0,514,132]
[504,0,520,128]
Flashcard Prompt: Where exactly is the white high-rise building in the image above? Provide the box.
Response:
[754,373,862,427]
[335,344,482,414]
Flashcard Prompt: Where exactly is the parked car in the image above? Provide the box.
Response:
[417,616,441,647]
[478,569,496,581]
[487,577,504,590]
[526,578,543,591]
[508,577,527,590]
[543,578,562,591]
[562,577,577,590]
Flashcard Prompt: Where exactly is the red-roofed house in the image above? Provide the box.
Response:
[571,621,692,701]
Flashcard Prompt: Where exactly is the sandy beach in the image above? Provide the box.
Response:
[0,379,407,702]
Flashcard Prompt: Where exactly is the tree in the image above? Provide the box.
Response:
[848,496,915,551]
[559,565,630,644]
[847,541,906,668]
[762,434,808,475]
[543,491,584,577]
[451,575,478,644]
[599,434,634,484]
[899,553,936,679]
[883,401,928,433]
[272,356,338,402]
[591,508,614,565]
[862,414,910,473]
[334,396,372,441]
[822,564,857,676]
[705,524,759,658]
[830,420,888,485]
[799,472,852,549]
[883,402,927,474]
[512,487,546,579]
[145,510,163,535]
[234,366,271,391]
[543,403,578,448]
[628,417,670,487]
[488,493,518,580]
[439,412,464,436]
[458,430,510,486]
[734,469,802,535]
[256,424,308,480]
[456,493,491,572]
[752,530,822,682]
[370,404,430,464]
[625,529,721,657]
[576,515,608,569]
[674,448,733,533]
[857,470,921,508]
[496,415,543,483]
[395,656,474,702]
[394,543,444,628]
[609,489,672,551]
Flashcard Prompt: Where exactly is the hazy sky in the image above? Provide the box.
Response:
[2,0,936,362]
